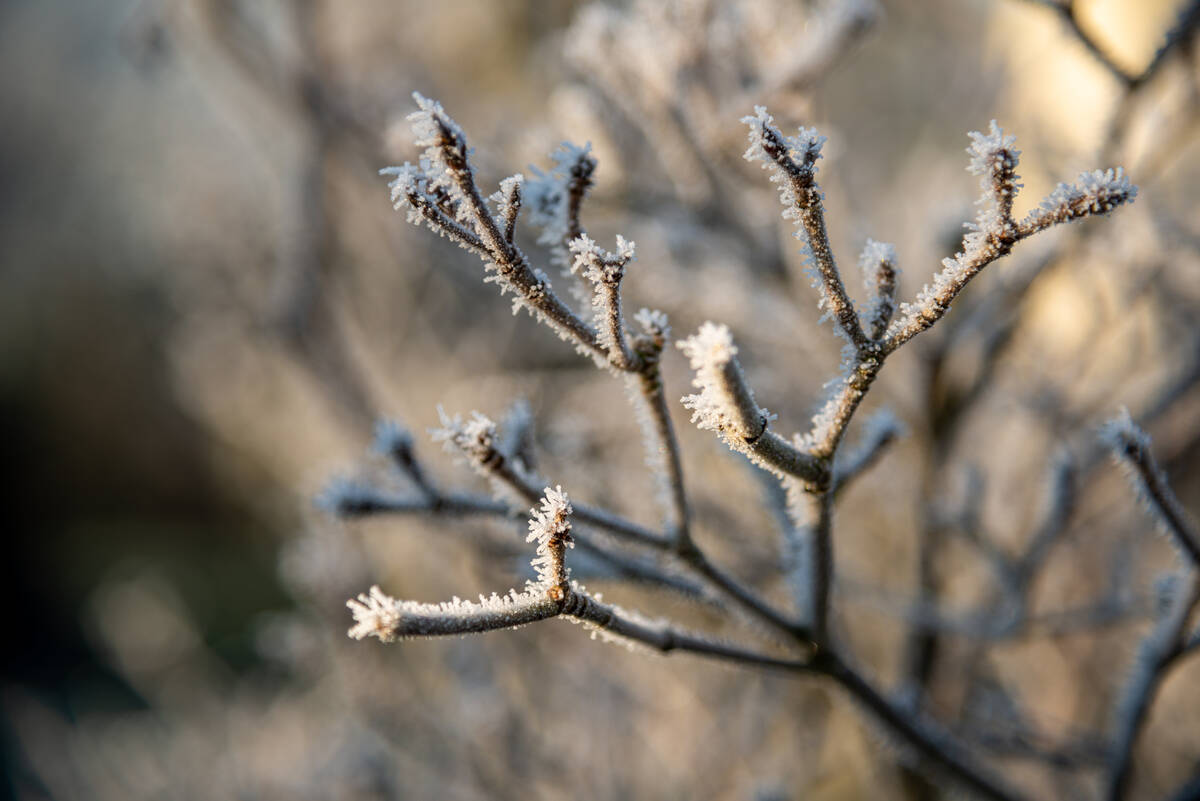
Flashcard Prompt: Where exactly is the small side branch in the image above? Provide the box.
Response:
[1104,573,1200,801]
[571,234,642,371]
[1101,414,1200,801]
[349,488,811,671]
[885,128,1135,353]
[831,409,903,497]
[678,323,824,484]
[859,240,899,342]
[383,95,607,364]
[742,106,869,349]
[1104,412,1200,567]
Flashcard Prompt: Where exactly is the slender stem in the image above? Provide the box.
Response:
[1110,425,1200,567]
[488,455,668,549]
[819,652,1028,801]
[808,490,834,644]
[636,369,694,548]
[679,546,811,641]
[1105,573,1200,801]
[565,590,813,671]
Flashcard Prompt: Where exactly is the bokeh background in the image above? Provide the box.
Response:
[3,0,1199,799]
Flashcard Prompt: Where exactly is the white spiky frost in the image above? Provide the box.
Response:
[677,323,769,447]
[526,485,574,587]
[858,239,896,288]
[741,106,826,173]
[634,307,670,341]
[965,121,1020,183]
[569,234,636,282]
[525,142,594,250]
[346,584,561,643]
[490,173,524,221]
[1024,168,1137,230]
[431,408,497,465]
[347,486,575,642]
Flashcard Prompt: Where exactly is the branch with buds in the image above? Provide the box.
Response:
[329,94,1154,801]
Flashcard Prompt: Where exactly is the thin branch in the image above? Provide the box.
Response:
[1104,412,1200,567]
[743,107,869,349]
[831,409,902,497]
[819,652,1027,801]
[885,134,1135,353]
[859,239,899,342]
[571,234,642,372]
[385,95,607,363]
[1105,573,1200,801]
[631,354,695,549]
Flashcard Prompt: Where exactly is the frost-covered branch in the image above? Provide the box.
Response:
[352,93,1144,801]
[858,239,898,342]
[1103,411,1200,567]
[885,125,1136,352]
[678,323,824,483]
[1105,572,1199,801]
[348,487,811,669]
[432,409,668,550]
[571,234,641,371]
[383,94,606,363]
[1097,414,1200,801]
[743,106,869,349]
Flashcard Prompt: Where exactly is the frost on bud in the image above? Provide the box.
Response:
[431,408,498,468]
[966,121,1020,182]
[741,106,825,176]
[491,173,525,242]
[347,586,404,642]
[408,92,469,167]
[966,121,1023,234]
[527,485,574,594]
[570,234,639,369]
[634,308,670,344]
[568,234,636,284]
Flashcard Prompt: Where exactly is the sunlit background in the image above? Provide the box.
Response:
[3,0,1198,798]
